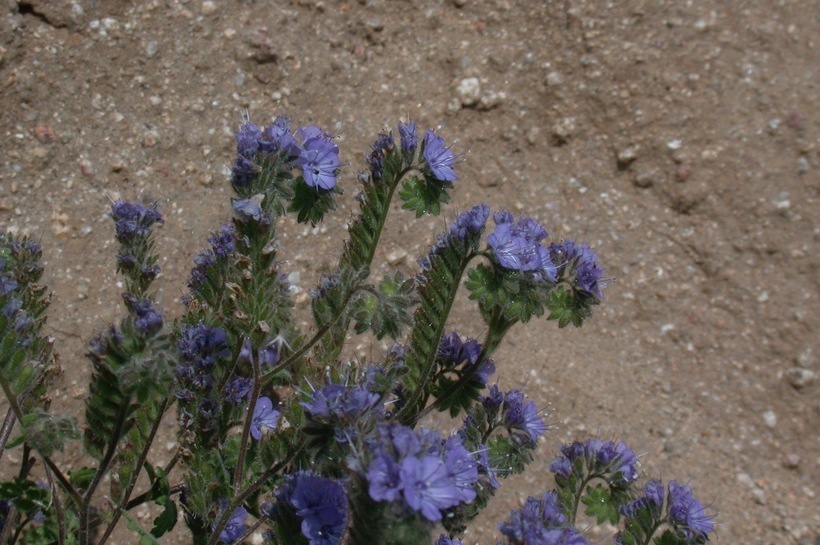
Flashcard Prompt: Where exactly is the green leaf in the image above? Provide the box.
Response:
[0,478,50,514]
[582,483,620,524]
[123,510,161,545]
[17,410,79,457]
[351,273,415,340]
[151,495,178,538]
[69,467,96,491]
[398,175,452,217]
[547,286,593,328]
[288,178,340,225]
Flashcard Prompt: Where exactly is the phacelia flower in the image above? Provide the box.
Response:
[487,211,557,281]
[298,128,341,190]
[422,129,459,182]
[235,122,261,157]
[401,455,462,521]
[216,502,249,544]
[259,116,300,159]
[499,491,585,545]
[549,240,605,298]
[502,389,549,444]
[176,323,231,394]
[111,201,163,241]
[224,376,252,404]
[398,120,418,156]
[122,294,163,337]
[438,331,495,384]
[435,535,463,545]
[276,472,347,545]
[232,194,267,223]
[449,204,490,241]
[250,396,280,440]
[667,480,715,540]
[366,131,394,181]
[549,439,640,485]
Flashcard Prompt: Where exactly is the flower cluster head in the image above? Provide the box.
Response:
[110,200,163,242]
[398,120,417,157]
[216,500,249,544]
[422,129,459,182]
[488,211,557,281]
[122,293,163,337]
[366,130,395,181]
[435,535,463,545]
[188,224,235,295]
[301,382,383,443]
[548,439,639,484]
[667,480,715,540]
[498,491,587,545]
[230,116,341,190]
[449,204,491,242]
[501,388,549,445]
[365,423,479,521]
[273,472,348,545]
[175,323,231,396]
[438,331,496,384]
[548,240,605,298]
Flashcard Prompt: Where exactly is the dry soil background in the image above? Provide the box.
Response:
[0,0,818,544]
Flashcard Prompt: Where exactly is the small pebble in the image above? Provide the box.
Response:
[782,452,800,469]
[633,169,659,188]
[762,410,776,428]
[456,77,481,107]
[34,124,57,144]
[201,1,217,15]
[785,367,815,390]
[617,146,638,168]
[546,71,564,86]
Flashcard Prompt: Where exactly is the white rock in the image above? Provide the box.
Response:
[456,77,481,107]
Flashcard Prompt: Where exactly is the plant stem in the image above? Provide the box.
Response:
[0,408,16,457]
[96,398,170,545]
[234,338,262,488]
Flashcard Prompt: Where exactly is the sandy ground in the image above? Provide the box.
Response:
[1,1,818,543]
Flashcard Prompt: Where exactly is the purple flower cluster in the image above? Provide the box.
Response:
[110,201,163,242]
[548,439,639,484]
[487,211,557,281]
[436,535,463,545]
[274,472,347,545]
[438,332,496,384]
[498,491,587,545]
[188,225,235,295]
[230,117,341,190]
[422,129,459,182]
[365,423,478,521]
[617,479,714,542]
[398,120,417,157]
[175,323,231,396]
[548,240,605,298]
[301,383,383,442]
[122,293,163,337]
[216,501,249,544]
[250,396,281,440]
[500,387,549,445]
[366,131,395,181]
[449,204,491,241]
[667,481,715,540]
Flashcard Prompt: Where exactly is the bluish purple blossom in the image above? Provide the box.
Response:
[548,456,572,479]
[259,116,300,159]
[276,473,347,545]
[488,211,557,281]
[503,390,549,444]
[366,131,394,180]
[216,502,249,544]
[667,480,714,540]
[231,155,259,189]
[367,454,403,502]
[232,195,266,223]
[398,120,417,156]
[0,275,17,295]
[235,122,261,157]
[550,439,639,484]
[548,240,605,298]
[122,294,163,337]
[449,204,490,241]
[435,535,463,545]
[438,332,496,384]
[644,479,664,506]
[401,455,462,521]
[111,201,163,241]
[250,396,280,440]
[176,323,231,394]
[208,225,235,259]
[298,128,341,190]
[301,383,383,434]
[224,376,252,403]
[499,491,585,545]
[188,225,235,295]
[422,129,459,182]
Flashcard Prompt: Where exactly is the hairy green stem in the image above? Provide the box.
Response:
[96,397,171,545]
